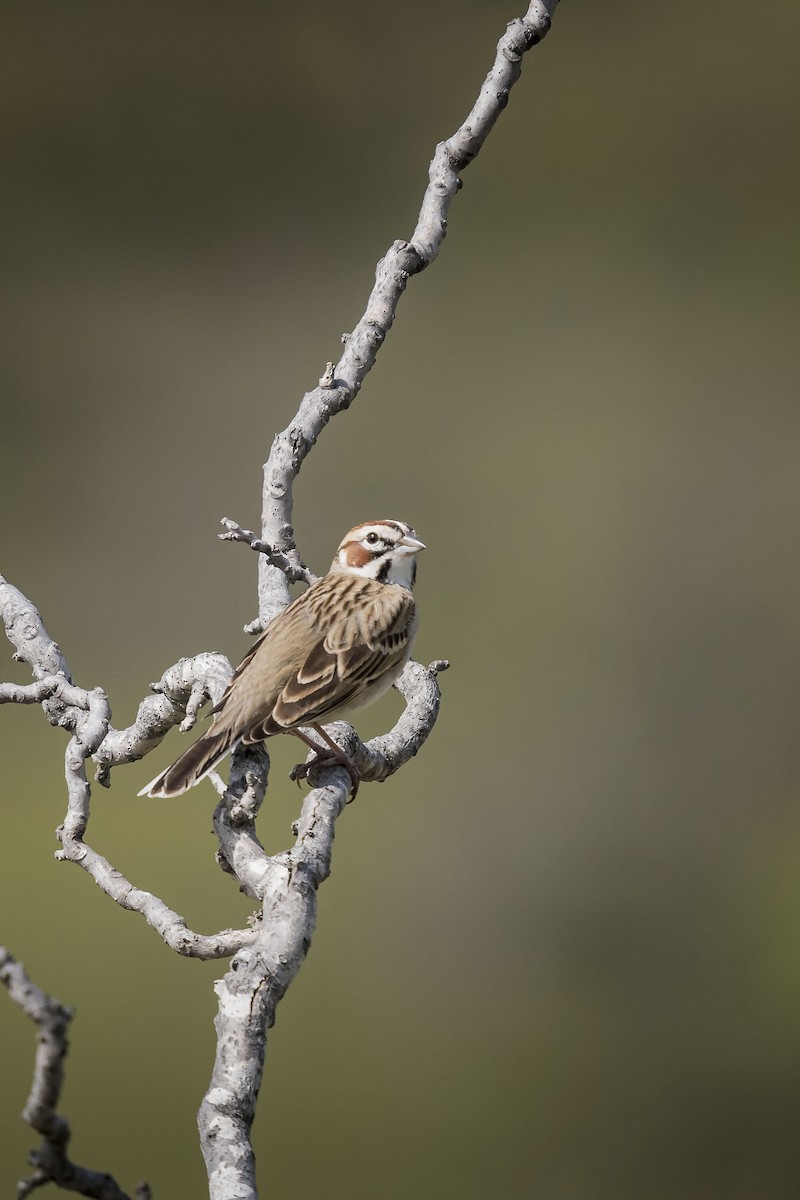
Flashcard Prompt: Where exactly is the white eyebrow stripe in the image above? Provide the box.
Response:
[357,522,404,542]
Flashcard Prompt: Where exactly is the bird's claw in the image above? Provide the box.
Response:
[289,751,360,801]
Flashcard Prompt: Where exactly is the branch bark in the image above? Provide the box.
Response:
[0,947,150,1200]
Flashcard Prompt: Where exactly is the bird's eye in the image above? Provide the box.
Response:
[365,532,379,545]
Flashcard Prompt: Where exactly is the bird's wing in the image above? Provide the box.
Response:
[245,584,416,738]
[206,589,320,738]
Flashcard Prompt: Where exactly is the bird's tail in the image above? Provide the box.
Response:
[138,728,236,798]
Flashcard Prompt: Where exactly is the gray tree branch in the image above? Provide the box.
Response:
[248,0,559,630]
[0,947,151,1200]
[0,579,257,959]
[219,517,316,589]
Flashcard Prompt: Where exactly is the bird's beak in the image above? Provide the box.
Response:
[398,532,426,554]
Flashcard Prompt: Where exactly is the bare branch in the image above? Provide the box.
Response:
[56,693,259,959]
[93,652,234,784]
[0,572,233,783]
[0,676,88,709]
[0,947,145,1200]
[0,581,255,958]
[218,518,316,588]
[199,656,448,1191]
[63,714,258,957]
[0,575,75,730]
[356,658,450,781]
[56,833,260,959]
[256,0,559,629]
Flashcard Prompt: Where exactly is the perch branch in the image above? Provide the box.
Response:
[198,654,446,1194]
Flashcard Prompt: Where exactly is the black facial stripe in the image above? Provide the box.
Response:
[376,559,392,584]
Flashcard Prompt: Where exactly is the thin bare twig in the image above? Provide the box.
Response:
[219,518,316,588]
[0,947,148,1200]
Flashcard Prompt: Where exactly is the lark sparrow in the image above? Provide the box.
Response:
[140,520,425,798]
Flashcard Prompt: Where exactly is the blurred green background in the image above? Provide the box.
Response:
[2,1,800,1195]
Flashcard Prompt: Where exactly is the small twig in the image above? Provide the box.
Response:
[219,518,316,587]
[318,361,336,388]
[0,676,91,710]
[0,947,146,1200]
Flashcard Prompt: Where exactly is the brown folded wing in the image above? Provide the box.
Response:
[207,573,416,744]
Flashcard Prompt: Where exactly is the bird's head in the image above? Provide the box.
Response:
[333,520,426,589]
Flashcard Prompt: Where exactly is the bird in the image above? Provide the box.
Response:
[139,519,425,799]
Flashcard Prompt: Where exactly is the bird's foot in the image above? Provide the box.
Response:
[290,748,360,801]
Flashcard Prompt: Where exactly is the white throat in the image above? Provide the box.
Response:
[337,549,418,591]
[384,553,417,591]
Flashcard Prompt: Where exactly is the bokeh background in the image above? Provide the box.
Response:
[2,2,800,1195]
